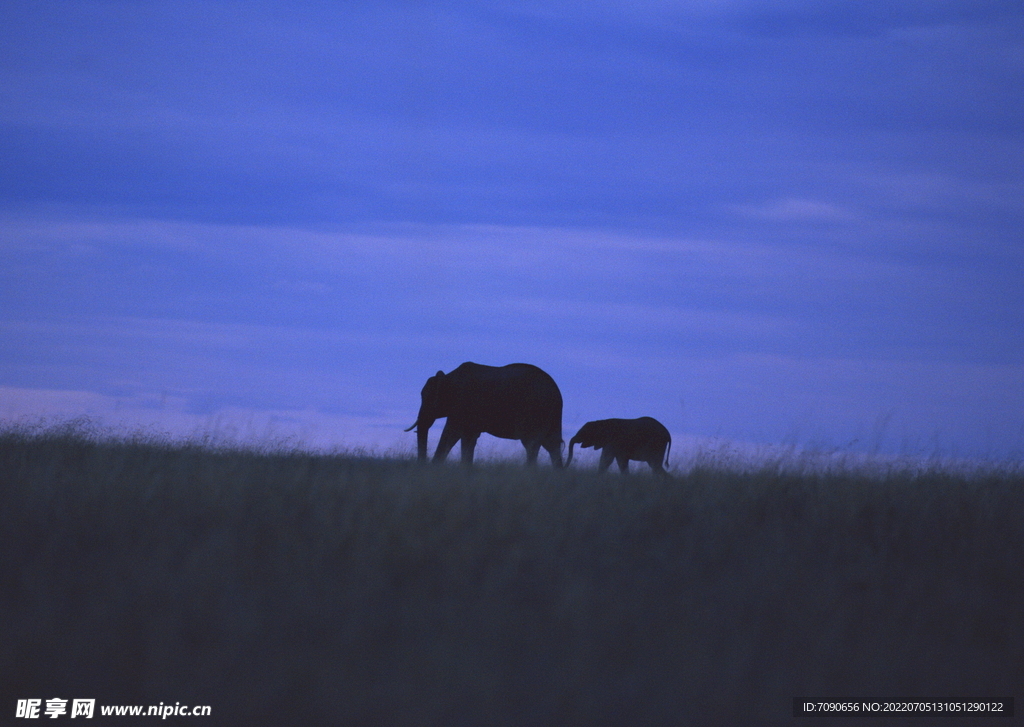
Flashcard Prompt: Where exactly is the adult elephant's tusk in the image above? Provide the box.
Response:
[404,422,418,432]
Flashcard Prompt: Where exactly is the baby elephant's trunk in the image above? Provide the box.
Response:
[565,437,580,467]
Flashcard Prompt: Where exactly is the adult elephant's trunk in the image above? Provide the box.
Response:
[565,436,580,467]
[405,416,436,462]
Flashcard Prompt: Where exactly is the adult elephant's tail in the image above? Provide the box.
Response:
[663,438,671,469]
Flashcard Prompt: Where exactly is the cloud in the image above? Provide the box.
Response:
[3,0,1019,231]
[3,215,1017,367]
[733,198,859,222]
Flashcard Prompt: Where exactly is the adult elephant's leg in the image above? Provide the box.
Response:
[616,455,630,473]
[433,422,460,463]
[460,432,480,466]
[598,449,614,473]
[542,436,564,468]
[523,439,541,466]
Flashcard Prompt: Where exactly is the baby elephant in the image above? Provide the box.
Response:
[566,417,672,474]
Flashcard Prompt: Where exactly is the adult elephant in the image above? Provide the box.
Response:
[565,417,671,474]
[405,362,564,467]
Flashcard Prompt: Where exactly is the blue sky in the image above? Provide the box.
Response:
[2,0,1022,461]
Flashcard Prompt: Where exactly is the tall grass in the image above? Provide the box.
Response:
[2,423,1021,725]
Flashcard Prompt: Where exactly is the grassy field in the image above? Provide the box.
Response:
[2,424,1022,725]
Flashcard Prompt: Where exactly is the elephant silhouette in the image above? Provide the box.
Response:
[566,417,671,474]
[406,362,564,467]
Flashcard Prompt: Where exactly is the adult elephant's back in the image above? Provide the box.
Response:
[450,362,562,442]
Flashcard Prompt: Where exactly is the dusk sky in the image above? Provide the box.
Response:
[2,1,1022,462]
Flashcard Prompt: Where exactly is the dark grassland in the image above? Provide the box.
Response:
[2,426,1022,726]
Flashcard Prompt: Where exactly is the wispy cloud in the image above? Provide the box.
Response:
[733,198,859,222]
